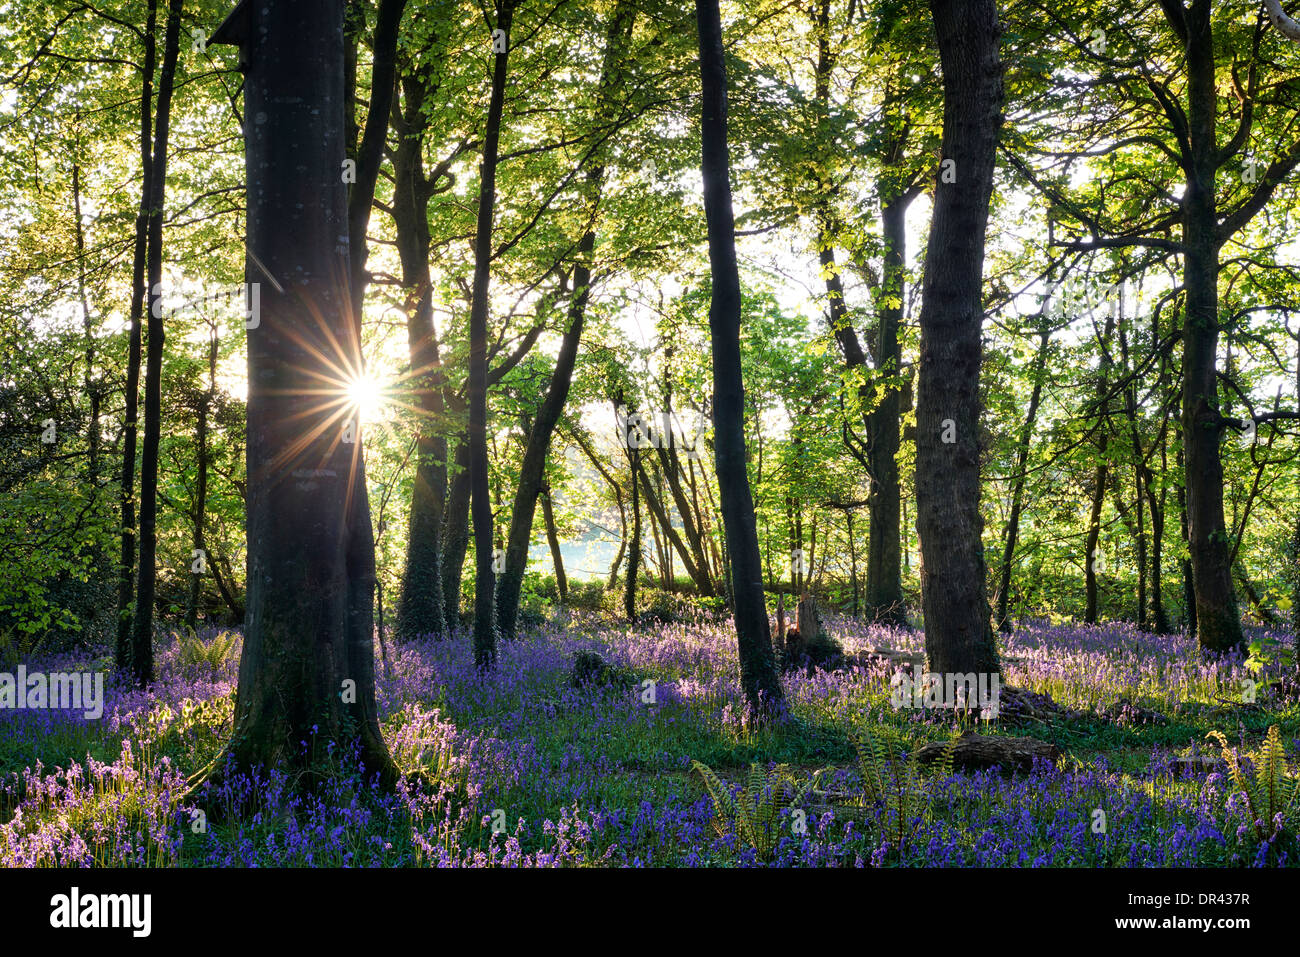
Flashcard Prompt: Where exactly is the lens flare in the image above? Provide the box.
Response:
[345,370,387,423]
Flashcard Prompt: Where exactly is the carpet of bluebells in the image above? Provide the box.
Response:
[1,609,1297,867]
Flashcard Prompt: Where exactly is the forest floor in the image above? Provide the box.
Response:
[1,610,1297,866]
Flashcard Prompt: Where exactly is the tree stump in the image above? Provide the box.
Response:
[795,593,821,641]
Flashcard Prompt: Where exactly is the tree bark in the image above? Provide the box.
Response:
[186,327,217,633]
[494,0,635,637]
[116,0,158,674]
[632,451,711,593]
[468,0,514,668]
[914,0,1003,677]
[865,196,908,625]
[492,287,586,638]
[441,438,471,627]
[345,0,407,326]
[131,0,184,687]
[696,0,784,718]
[206,0,395,783]
[392,70,449,640]
[1175,0,1242,653]
[624,446,641,620]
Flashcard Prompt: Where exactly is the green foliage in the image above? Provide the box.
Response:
[0,624,47,672]
[564,580,607,612]
[175,631,239,676]
[1206,726,1300,844]
[1244,635,1294,677]
[691,760,817,862]
[849,726,953,848]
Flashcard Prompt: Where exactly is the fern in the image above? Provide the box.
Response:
[0,625,46,671]
[1207,726,1300,842]
[849,726,954,849]
[176,631,239,673]
[691,760,817,862]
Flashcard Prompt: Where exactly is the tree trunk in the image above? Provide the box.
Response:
[846,509,859,617]
[206,0,395,783]
[392,71,448,641]
[866,196,909,624]
[186,328,217,633]
[131,0,184,687]
[116,0,158,673]
[1084,447,1108,623]
[914,0,1002,677]
[696,0,784,718]
[495,294,587,636]
[72,162,102,487]
[1176,1,1242,653]
[657,444,713,592]
[632,452,711,593]
[541,489,567,603]
[995,326,1049,632]
[345,0,407,327]
[624,446,641,620]
[467,0,514,669]
[1178,451,1196,635]
[440,438,471,627]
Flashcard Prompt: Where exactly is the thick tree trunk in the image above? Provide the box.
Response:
[131,0,184,687]
[914,0,1003,677]
[696,0,784,718]
[995,326,1048,632]
[468,0,514,668]
[206,0,394,783]
[1178,2,1242,653]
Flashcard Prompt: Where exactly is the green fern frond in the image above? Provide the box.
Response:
[850,726,953,849]
[691,760,816,861]
[1207,725,1300,842]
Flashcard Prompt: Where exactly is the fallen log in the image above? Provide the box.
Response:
[915,731,1059,774]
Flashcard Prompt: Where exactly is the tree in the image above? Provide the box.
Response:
[1011,0,1300,652]
[494,0,637,640]
[467,0,515,668]
[994,323,1050,631]
[206,0,395,782]
[696,0,784,718]
[913,0,1003,676]
[130,0,185,687]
